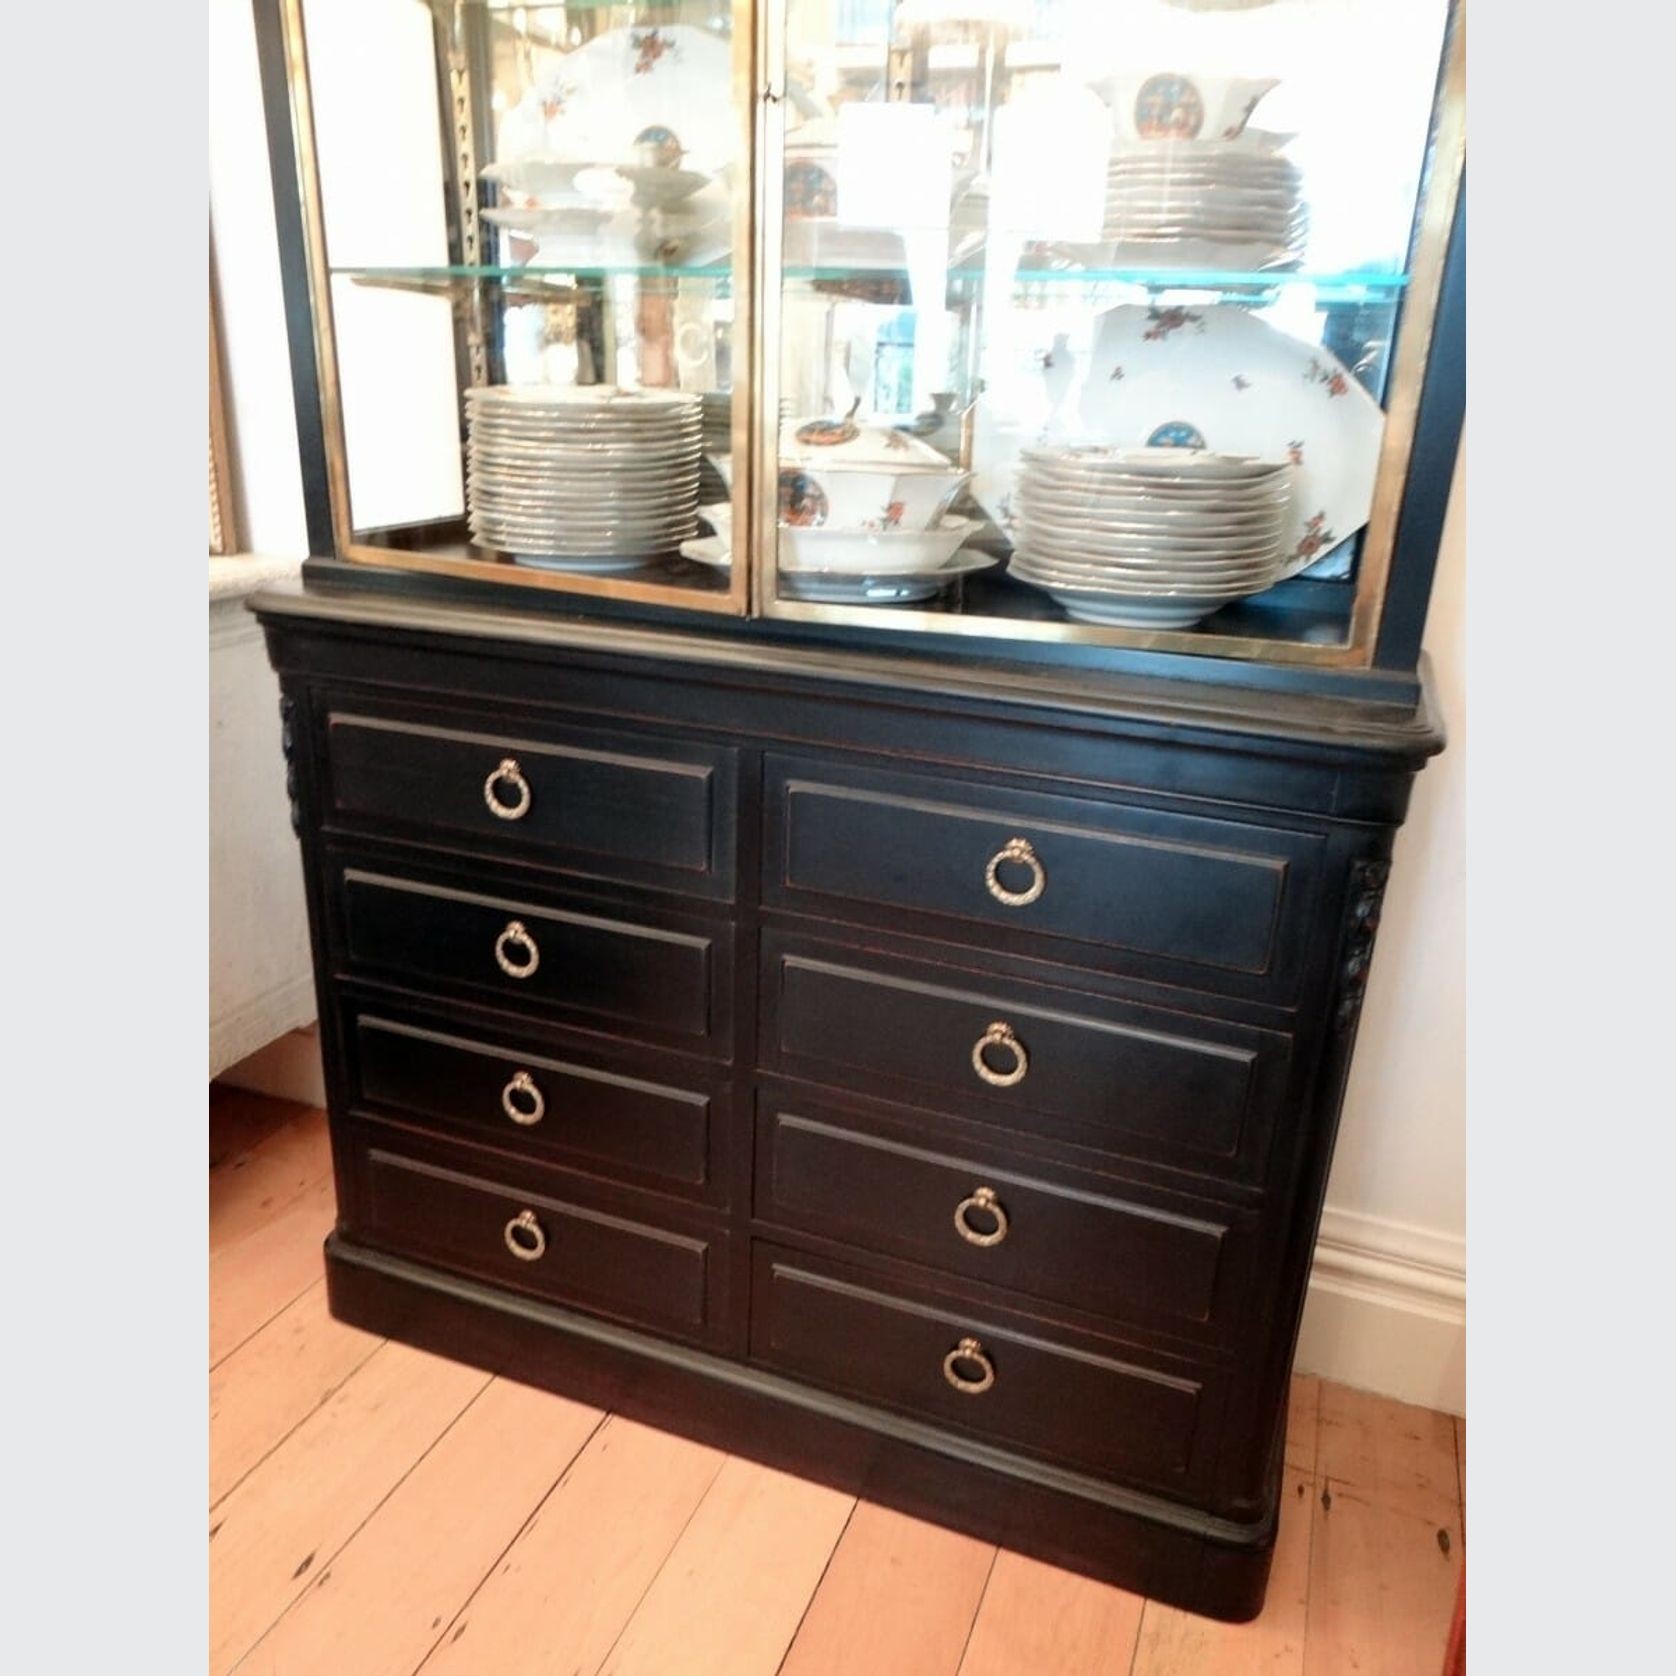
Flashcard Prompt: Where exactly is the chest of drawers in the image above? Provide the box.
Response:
[257,585,1439,1622]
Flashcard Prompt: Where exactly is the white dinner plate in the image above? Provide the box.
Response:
[1012,546,1284,581]
[1009,557,1274,600]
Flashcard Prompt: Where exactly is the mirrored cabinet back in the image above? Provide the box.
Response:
[251,0,1462,1620]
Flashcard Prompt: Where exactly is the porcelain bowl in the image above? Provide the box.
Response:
[778,517,980,575]
[777,463,968,532]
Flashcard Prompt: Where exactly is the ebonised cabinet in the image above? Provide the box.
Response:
[256,582,1440,1621]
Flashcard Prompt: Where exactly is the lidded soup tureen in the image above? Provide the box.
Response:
[778,408,968,532]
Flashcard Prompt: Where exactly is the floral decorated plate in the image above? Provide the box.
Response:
[973,306,1382,577]
[1074,305,1382,574]
[532,25,736,176]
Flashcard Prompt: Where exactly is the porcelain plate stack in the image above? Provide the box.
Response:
[466,385,702,572]
[1011,445,1293,626]
[1105,138,1306,269]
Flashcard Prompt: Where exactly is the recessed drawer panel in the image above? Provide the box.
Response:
[324,707,736,899]
[333,863,726,1053]
[350,1011,715,1199]
[750,1245,1215,1488]
[357,1138,722,1344]
[755,1096,1245,1336]
[764,756,1325,998]
[762,934,1291,1184]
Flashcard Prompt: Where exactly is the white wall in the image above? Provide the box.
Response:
[209,0,308,555]
[1296,446,1466,1413]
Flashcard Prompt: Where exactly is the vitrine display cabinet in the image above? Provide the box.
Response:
[252,0,1463,1621]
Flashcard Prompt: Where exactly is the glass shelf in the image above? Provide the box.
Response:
[999,266,1407,293]
[794,265,1410,306]
[337,263,1400,303]
[336,263,733,284]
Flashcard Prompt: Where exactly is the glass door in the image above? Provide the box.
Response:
[752,0,1463,665]
[287,0,755,612]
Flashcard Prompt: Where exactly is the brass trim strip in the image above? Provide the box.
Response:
[209,259,238,556]
[280,0,353,560]
[761,595,1365,666]
[724,0,758,619]
[750,0,787,621]
[1348,0,1467,658]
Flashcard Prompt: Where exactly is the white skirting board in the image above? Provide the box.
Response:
[1296,1206,1465,1414]
[217,1024,328,1108]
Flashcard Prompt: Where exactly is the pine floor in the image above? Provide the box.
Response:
[209,1086,1465,1676]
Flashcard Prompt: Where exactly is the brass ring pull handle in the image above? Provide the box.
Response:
[484,757,532,821]
[954,1186,1009,1248]
[501,1070,545,1126]
[494,920,540,979]
[942,1336,996,1396]
[971,1021,1028,1088]
[504,1209,546,1262]
[985,837,1045,908]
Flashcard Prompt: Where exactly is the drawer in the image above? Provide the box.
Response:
[761,932,1293,1185]
[750,1245,1220,1490]
[354,1131,727,1346]
[754,1093,1252,1338]
[764,756,1325,1000]
[330,859,730,1055]
[347,1008,720,1201]
[322,704,737,900]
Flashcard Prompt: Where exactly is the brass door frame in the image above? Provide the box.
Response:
[278,0,759,616]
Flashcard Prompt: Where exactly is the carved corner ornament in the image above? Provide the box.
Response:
[278,694,301,836]
[1335,858,1391,1032]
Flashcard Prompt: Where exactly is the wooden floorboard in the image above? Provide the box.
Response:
[1454,1413,1466,1540]
[209,1279,383,1507]
[209,1107,332,1253]
[209,1171,337,1367]
[778,1500,996,1676]
[1304,1478,1461,1676]
[209,1085,318,1170]
[1131,1468,1313,1675]
[958,1549,1144,1675]
[208,1101,1467,1676]
[594,1457,855,1676]
[1318,1381,1461,1527]
[1285,1372,1321,1476]
[416,1415,727,1676]
[208,1341,489,1676]
[233,1378,604,1676]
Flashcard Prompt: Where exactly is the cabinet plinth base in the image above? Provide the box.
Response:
[324,1233,1279,1622]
